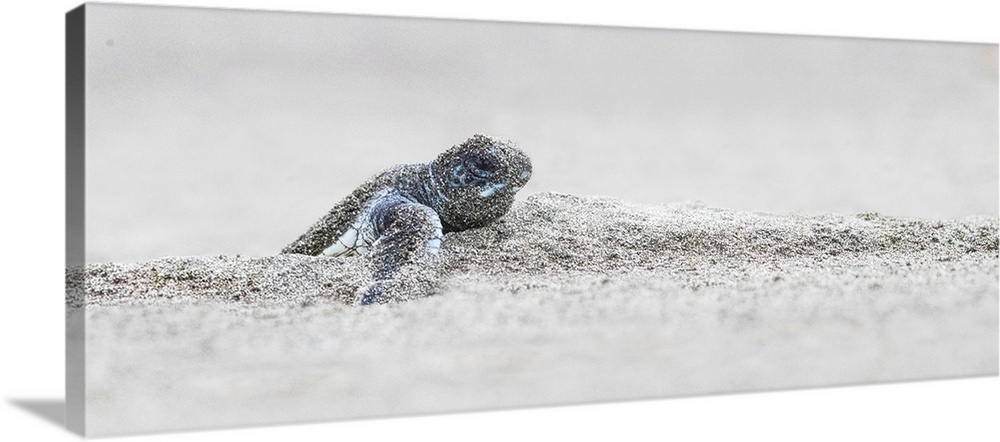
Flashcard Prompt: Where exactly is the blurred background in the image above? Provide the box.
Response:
[85,4,998,263]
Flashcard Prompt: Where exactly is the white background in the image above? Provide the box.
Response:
[80,3,998,264]
[1,1,997,441]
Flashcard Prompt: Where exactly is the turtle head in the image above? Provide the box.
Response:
[429,134,532,231]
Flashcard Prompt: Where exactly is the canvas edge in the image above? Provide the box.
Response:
[66,3,86,437]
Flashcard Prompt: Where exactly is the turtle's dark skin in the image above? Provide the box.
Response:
[282,134,532,305]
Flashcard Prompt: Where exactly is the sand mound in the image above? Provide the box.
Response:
[70,192,998,308]
[68,192,999,436]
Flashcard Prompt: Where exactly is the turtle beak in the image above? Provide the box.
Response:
[479,182,508,197]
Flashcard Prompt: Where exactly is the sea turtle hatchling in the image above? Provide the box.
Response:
[281,134,532,305]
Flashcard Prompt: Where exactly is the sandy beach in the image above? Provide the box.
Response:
[69,192,999,436]
[48,4,1000,439]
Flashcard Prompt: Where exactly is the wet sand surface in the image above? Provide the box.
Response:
[70,192,999,436]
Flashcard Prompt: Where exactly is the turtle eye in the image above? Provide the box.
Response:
[467,156,496,179]
[447,158,488,187]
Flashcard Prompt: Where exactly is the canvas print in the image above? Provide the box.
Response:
[66,3,999,437]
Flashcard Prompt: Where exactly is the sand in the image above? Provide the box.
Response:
[68,192,999,436]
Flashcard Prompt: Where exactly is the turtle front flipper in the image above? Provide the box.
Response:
[355,192,444,305]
